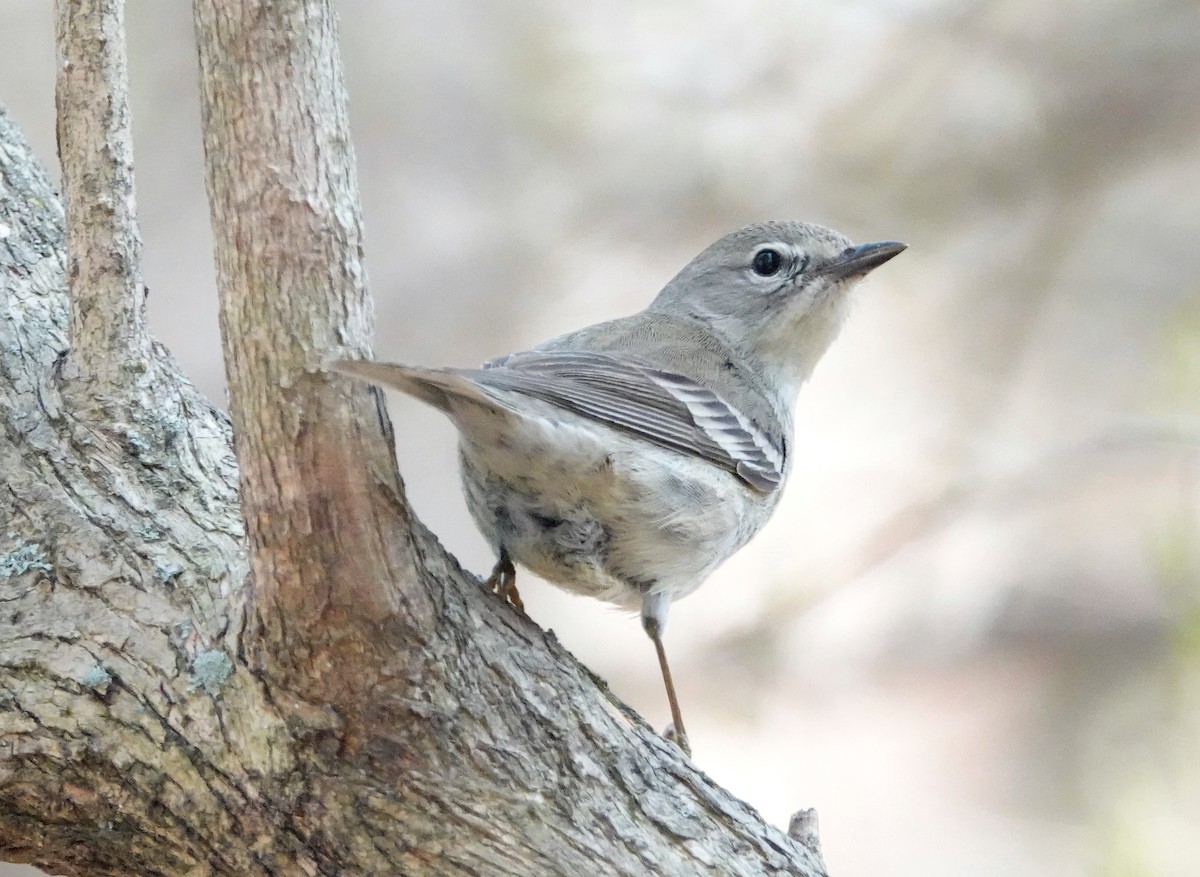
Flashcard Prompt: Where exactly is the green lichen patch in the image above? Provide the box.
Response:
[0,537,53,576]
[82,663,113,694]
[188,649,233,697]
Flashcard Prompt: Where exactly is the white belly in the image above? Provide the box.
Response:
[451,398,776,609]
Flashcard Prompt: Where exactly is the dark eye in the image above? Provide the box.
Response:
[752,248,783,276]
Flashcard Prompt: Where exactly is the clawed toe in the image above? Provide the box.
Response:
[482,549,523,611]
[663,722,691,757]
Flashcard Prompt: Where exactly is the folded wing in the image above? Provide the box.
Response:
[466,350,783,492]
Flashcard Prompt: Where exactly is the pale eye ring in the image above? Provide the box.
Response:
[752,248,783,276]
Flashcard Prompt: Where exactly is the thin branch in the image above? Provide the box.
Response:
[54,0,150,383]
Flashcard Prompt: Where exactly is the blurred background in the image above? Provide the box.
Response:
[3,1,1198,875]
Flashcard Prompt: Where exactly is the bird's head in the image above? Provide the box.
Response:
[650,221,905,394]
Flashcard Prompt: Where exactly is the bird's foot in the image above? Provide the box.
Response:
[482,552,523,611]
[663,722,691,757]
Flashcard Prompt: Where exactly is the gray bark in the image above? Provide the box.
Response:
[54,0,151,385]
[0,2,827,874]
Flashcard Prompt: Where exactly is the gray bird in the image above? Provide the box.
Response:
[334,221,904,754]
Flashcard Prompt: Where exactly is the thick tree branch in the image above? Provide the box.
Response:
[189,2,828,874]
[1,106,280,876]
[190,0,432,707]
[2,3,831,871]
[54,0,151,383]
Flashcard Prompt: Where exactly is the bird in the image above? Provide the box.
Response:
[333,221,905,755]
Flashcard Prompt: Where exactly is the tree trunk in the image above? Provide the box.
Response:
[0,2,826,875]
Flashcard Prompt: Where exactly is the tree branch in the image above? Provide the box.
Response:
[1,105,276,876]
[54,0,151,383]
[2,3,830,870]
[190,0,435,707]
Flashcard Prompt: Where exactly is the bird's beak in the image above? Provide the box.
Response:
[819,241,907,280]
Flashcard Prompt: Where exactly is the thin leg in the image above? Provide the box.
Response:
[649,625,690,756]
[482,546,523,611]
[641,592,690,756]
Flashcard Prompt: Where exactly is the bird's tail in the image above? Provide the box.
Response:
[330,359,493,414]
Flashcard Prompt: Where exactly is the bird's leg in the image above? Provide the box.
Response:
[641,593,690,756]
[483,546,523,611]
[652,629,690,756]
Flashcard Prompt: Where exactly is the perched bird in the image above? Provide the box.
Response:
[334,221,904,754]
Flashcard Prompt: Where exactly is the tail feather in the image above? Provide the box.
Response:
[331,359,492,414]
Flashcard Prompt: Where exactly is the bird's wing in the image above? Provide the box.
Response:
[466,350,783,492]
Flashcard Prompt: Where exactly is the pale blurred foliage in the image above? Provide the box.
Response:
[2,1,1198,875]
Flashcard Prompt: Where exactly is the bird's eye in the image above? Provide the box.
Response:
[752,248,783,277]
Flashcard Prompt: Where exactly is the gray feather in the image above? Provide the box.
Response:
[465,350,784,492]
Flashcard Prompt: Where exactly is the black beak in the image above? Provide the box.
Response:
[819,241,907,280]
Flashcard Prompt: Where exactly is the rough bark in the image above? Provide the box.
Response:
[189,0,446,720]
[0,2,827,874]
[54,0,151,385]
